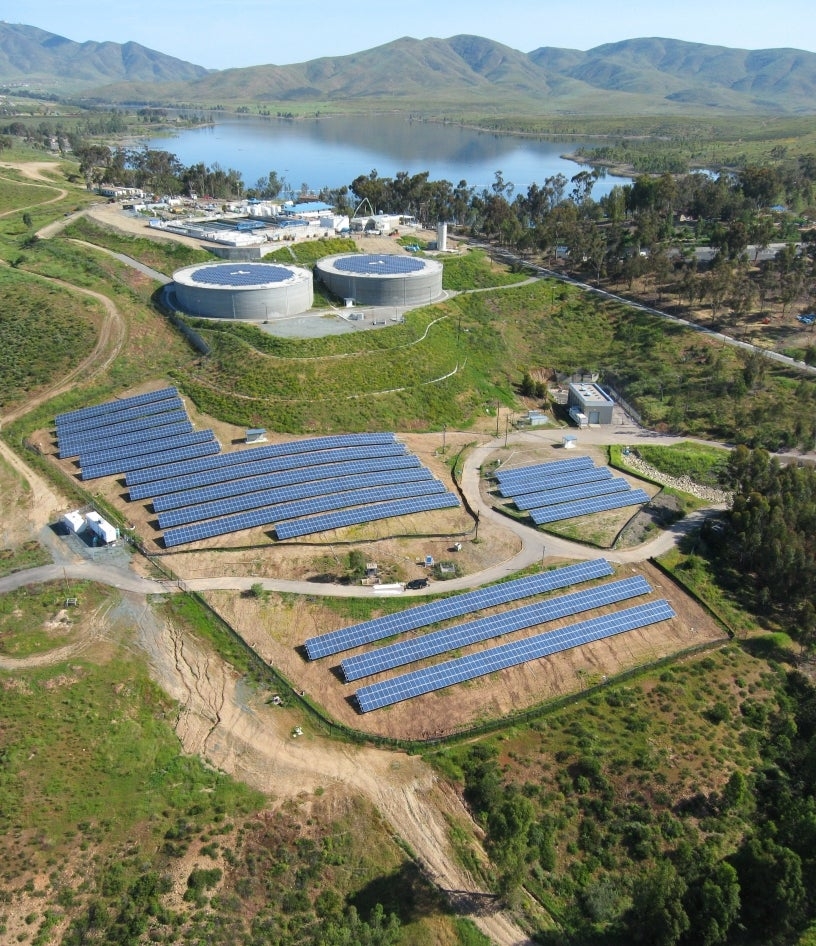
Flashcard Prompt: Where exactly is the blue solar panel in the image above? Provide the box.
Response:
[162,491,458,549]
[514,478,630,510]
[57,397,186,438]
[355,600,677,712]
[150,455,423,509]
[274,493,460,542]
[57,415,192,458]
[159,478,444,531]
[304,558,614,659]
[342,576,652,681]
[529,489,651,524]
[189,263,296,286]
[81,439,220,480]
[334,254,425,275]
[157,469,436,527]
[125,434,400,487]
[128,444,411,498]
[79,430,214,468]
[494,456,593,484]
[497,466,612,498]
[55,387,178,428]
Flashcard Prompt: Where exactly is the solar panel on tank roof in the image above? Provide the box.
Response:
[334,254,425,275]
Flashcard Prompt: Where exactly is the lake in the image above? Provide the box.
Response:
[148,113,629,200]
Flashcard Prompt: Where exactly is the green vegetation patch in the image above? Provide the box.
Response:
[632,441,731,487]
[62,216,213,274]
[441,248,525,291]
[263,236,357,266]
[0,540,52,579]
[0,267,98,410]
[0,579,98,657]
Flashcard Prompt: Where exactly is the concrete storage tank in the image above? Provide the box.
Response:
[315,253,443,307]
[172,261,313,320]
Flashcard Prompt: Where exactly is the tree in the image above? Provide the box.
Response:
[681,861,740,946]
[623,861,689,946]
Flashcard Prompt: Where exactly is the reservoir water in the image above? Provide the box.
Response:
[148,113,629,200]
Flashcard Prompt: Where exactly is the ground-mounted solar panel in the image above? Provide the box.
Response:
[495,456,593,484]
[126,440,406,489]
[159,478,445,530]
[81,438,220,480]
[355,599,677,712]
[156,468,436,526]
[497,465,612,498]
[342,575,652,681]
[513,478,630,511]
[304,558,614,660]
[57,415,192,458]
[163,489,458,549]
[137,454,422,505]
[56,395,183,435]
[79,429,215,469]
[529,489,651,525]
[274,493,460,542]
[55,387,178,428]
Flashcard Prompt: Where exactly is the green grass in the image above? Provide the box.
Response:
[441,248,527,291]
[61,216,214,274]
[0,540,52,579]
[631,441,731,487]
[0,267,99,411]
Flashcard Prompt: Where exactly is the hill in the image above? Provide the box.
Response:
[3,23,816,114]
[0,21,210,92]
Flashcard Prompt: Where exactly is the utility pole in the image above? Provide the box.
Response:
[504,413,510,448]
[495,401,500,437]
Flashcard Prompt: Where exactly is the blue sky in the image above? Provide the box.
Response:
[4,0,816,69]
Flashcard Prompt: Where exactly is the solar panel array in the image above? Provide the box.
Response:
[125,433,400,489]
[513,477,630,510]
[274,493,460,541]
[529,490,651,524]
[79,429,215,470]
[305,558,614,659]
[55,387,179,428]
[355,600,677,712]
[164,490,459,548]
[56,395,184,435]
[150,455,423,511]
[335,254,425,275]
[342,575,652,681]
[495,459,650,526]
[160,479,446,533]
[58,414,192,458]
[82,437,221,481]
[497,465,611,498]
[157,467,437,528]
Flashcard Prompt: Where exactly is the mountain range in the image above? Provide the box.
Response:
[3,21,816,115]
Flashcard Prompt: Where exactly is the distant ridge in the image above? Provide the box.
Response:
[3,23,816,115]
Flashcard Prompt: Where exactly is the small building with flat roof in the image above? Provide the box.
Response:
[567,382,614,425]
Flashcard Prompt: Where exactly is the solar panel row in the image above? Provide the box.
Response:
[82,439,220,480]
[529,490,651,524]
[57,415,192,458]
[158,479,446,532]
[55,386,178,428]
[514,477,630,511]
[274,493,461,541]
[355,599,677,712]
[497,465,612,498]
[79,429,215,469]
[56,395,183,435]
[163,491,459,548]
[126,440,406,490]
[123,433,398,486]
[304,558,614,659]
[341,575,652,681]
[495,456,593,484]
[157,468,436,528]
[149,455,423,510]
